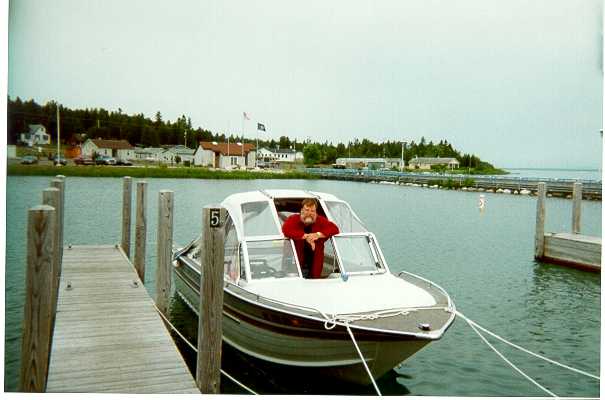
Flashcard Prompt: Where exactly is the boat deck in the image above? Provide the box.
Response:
[46,245,200,393]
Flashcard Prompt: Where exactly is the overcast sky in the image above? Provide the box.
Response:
[7,0,604,169]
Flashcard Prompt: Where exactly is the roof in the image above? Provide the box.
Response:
[408,157,459,165]
[274,148,297,154]
[221,190,343,239]
[336,157,389,164]
[29,124,46,133]
[165,145,195,155]
[198,141,256,156]
[134,147,164,154]
[90,139,134,150]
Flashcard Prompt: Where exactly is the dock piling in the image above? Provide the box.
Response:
[534,182,546,259]
[196,206,226,394]
[134,181,147,282]
[156,190,174,316]
[121,176,133,258]
[20,205,56,392]
[50,178,65,270]
[572,182,582,234]
[42,188,61,335]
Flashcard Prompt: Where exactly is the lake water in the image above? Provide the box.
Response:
[4,176,602,396]
[504,168,602,181]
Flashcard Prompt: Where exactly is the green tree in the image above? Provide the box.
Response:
[303,144,322,166]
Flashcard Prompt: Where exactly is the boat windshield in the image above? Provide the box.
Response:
[333,235,384,274]
[247,239,299,280]
[324,201,367,233]
[241,201,280,237]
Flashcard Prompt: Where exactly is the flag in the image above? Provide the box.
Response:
[257,123,266,131]
[243,112,250,120]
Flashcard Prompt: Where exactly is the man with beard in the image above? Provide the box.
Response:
[282,198,339,278]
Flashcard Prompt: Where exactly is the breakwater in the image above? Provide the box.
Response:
[306,168,602,200]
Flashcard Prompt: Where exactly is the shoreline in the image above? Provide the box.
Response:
[6,164,316,180]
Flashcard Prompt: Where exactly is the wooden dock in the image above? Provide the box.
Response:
[45,245,199,393]
[542,233,601,271]
[20,176,224,394]
[535,182,601,272]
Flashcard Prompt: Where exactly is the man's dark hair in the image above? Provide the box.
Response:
[301,198,318,209]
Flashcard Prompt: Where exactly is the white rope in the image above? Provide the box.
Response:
[344,322,382,396]
[152,304,259,395]
[456,311,600,381]
[463,316,558,397]
[324,308,419,330]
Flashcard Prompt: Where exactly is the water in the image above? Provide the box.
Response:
[5,176,601,396]
[504,168,602,181]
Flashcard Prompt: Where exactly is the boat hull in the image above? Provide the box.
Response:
[174,265,435,385]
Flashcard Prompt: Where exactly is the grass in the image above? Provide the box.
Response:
[7,164,316,180]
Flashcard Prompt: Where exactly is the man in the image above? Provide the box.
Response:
[282,198,339,279]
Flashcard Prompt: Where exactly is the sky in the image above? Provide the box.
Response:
[6,0,604,169]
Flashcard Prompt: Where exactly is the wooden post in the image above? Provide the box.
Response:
[196,206,226,394]
[535,182,546,259]
[50,179,64,271]
[20,205,56,392]
[134,181,148,282]
[121,177,133,258]
[572,182,582,234]
[156,190,174,316]
[42,188,61,335]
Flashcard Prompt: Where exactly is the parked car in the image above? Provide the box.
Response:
[115,158,133,166]
[21,155,38,165]
[74,156,95,165]
[95,156,116,165]
[53,156,67,166]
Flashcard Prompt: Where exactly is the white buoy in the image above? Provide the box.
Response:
[479,194,486,210]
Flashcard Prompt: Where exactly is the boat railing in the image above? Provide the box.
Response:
[396,270,453,309]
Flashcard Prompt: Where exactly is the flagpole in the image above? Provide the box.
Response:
[241,114,245,167]
[56,104,60,164]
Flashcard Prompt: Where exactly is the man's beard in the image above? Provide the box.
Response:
[302,216,315,225]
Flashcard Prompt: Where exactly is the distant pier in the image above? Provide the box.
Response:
[307,168,602,200]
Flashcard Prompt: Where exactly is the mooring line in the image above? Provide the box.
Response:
[455,311,600,381]
[464,316,558,397]
[344,322,382,396]
[152,305,259,395]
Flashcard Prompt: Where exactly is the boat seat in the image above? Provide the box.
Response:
[278,211,296,224]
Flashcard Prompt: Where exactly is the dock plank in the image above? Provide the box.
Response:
[46,245,199,394]
[543,233,601,271]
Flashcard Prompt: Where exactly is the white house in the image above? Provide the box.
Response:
[81,139,135,160]
[157,145,196,164]
[194,141,256,169]
[257,147,303,164]
[134,147,165,161]
[20,124,51,146]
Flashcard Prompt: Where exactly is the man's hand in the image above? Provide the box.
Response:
[302,232,324,250]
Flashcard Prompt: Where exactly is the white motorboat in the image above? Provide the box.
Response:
[173,189,456,385]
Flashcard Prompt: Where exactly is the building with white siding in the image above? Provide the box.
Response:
[20,124,51,146]
[408,157,460,170]
[194,141,256,169]
[81,139,135,159]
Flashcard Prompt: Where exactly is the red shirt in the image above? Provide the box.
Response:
[282,214,339,278]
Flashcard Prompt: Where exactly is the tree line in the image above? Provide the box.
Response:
[7,96,496,170]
